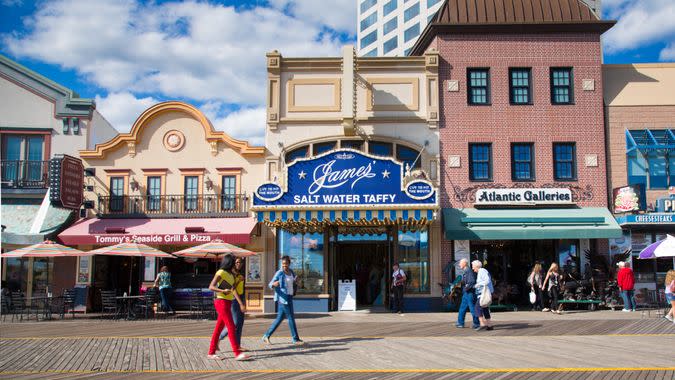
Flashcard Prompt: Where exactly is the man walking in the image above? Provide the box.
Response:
[455,259,479,329]
[262,256,304,345]
[617,261,636,312]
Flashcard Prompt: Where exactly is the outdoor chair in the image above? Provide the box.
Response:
[639,289,668,318]
[1,294,11,321]
[61,289,77,319]
[188,289,205,319]
[100,290,119,319]
[136,288,159,319]
[9,292,27,322]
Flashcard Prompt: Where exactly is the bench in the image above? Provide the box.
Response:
[488,304,518,312]
[557,299,602,311]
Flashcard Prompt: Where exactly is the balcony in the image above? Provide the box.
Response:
[97,194,249,218]
[1,160,50,190]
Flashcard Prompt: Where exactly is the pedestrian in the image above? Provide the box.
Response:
[455,258,479,329]
[391,262,406,314]
[219,256,247,350]
[207,254,250,361]
[153,266,175,315]
[527,263,544,311]
[616,261,636,312]
[664,269,675,323]
[262,255,304,345]
[542,263,561,314]
[472,260,494,331]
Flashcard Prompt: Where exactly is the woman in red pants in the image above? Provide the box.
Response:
[207,254,251,361]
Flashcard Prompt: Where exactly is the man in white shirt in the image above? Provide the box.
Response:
[391,263,406,314]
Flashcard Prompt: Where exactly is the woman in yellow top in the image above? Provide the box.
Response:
[207,254,250,361]
[219,257,247,349]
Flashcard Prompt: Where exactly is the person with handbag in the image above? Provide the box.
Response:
[542,263,561,314]
[472,260,494,331]
[455,258,480,329]
[207,254,250,361]
[527,263,543,311]
[262,255,304,345]
[391,263,407,314]
[664,269,675,323]
[219,256,247,350]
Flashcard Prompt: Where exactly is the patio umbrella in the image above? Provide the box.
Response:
[87,241,174,294]
[0,240,87,258]
[638,235,675,259]
[173,239,257,258]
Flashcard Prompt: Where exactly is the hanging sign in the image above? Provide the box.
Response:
[49,155,84,210]
[253,149,437,208]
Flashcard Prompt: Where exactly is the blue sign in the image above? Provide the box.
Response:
[616,213,675,225]
[253,149,437,208]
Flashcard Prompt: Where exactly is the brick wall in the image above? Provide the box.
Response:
[606,105,675,206]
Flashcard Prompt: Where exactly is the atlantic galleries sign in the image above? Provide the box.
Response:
[253,149,436,209]
[475,188,574,206]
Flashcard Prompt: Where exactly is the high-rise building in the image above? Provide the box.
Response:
[357,0,602,57]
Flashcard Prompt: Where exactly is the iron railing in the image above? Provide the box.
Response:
[1,160,50,189]
[97,194,249,218]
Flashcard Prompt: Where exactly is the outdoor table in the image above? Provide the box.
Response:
[115,295,145,320]
[27,296,62,320]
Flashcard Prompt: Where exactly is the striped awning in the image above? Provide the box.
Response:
[256,209,436,233]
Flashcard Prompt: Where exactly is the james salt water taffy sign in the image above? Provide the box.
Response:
[253,149,436,208]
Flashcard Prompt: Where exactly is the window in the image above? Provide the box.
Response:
[341,140,364,151]
[383,17,397,35]
[626,130,675,189]
[221,175,236,211]
[1,135,45,184]
[397,228,429,293]
[285,146,308,163]
[109,177,125,212]
[553,143,577,181]
[360,30,377,50]
[363,48,378,57]
[147,177,161,211]
[396,145,421,171]
[511,143,534,181]
[427,0,441,7]
[404,2,419,22]
[278,230,325,294]
[469,143,492,181]
[360,0,376,13]
[313,141,336,156]
[404,23,420,42]
[369,141,393,157]
[551,68,574,104]
[383,36,398,54]
[557,240,580,278]
[404,48,413,56]
[428,13,435,23]
[184,176,198,211]
[383,0,397,16]
[509,68,532,105]
[648,153,668,189]
[360,11,377,32]
[467,68,490,105]
[627,153,647,188]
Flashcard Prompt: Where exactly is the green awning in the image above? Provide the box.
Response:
[443,207,623,240]
[1,203,74,246]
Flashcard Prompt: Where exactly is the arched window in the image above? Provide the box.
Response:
[396,145,421,170]
[285,146,308,163]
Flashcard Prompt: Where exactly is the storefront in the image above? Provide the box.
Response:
[443,188,623,306]
[253,149,439,312]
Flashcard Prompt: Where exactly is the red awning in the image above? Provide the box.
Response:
[58,217,257,246]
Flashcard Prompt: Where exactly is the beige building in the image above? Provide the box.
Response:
[255,46,442,312]
[58,101,269,311]
[604,63,675,290]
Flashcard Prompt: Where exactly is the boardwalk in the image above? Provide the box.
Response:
[1,310,674,379]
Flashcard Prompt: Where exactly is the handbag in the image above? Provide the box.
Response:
[479,284,492,307]
[529,290,536,304]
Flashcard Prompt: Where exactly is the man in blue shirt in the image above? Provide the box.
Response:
[455,259,479,329]
[262,255,304,345]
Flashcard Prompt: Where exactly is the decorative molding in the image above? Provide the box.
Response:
[585,154,599,167]
[103,169,132,174]
[79,101,264,158]
[163,130,185,152]
[127,141,136,157]
[365,77,419,112]
[447,80,459,92]
[448,155,461,168]
[141,168,169,174]
[287,78,341,112]
[209,140,218,156]
[582,79,595,91]
[453,183,594,203]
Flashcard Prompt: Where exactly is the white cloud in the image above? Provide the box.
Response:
[94,92,157,133]
[602,0,675,60]
[201,104,266,147]
[268,0,356,35]
[1,0,23,6]
[660,42,675,61]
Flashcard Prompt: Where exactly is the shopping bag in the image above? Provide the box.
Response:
[529,291,536,304]
[479,285,492,307]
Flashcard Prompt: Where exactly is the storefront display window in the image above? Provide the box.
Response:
[630,232,653,282]
[397,228,429,293]
[278,230,325,294]
[557,239,580,278]
[31,258,53,295]
[4,258,28,293]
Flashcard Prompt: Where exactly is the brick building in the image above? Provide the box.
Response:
[409,0,621,306]
[604,63,675,290]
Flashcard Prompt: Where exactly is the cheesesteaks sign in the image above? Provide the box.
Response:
[475,188,573,206]
[253,149,436,208]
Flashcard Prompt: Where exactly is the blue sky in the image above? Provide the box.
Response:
[1,0,673,145]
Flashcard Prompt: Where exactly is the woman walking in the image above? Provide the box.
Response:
[154,266,175,315]
[542,263,561,314]
[527,263,544,311]
[207,254,250,361]
[219,257,247,350]
[472,260,494,331]
[665,270,675,323]
[262,255,304,345]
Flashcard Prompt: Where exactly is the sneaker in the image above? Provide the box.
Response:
[207,354,222,360]
[542,308,550,312]
[631,309,636,312]
[664,315,673,322]
[473,326,483,331]
[293,339,305,346]
[621,309,631,312]
[455,324,465,328]
[262,336,270,344]
[235,353,251,361]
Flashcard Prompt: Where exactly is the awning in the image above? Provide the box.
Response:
[626,129,675,154]
[443,207,623,240]
[257,208,436,233]
[58,217,257,246]
[1,203,75,246]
